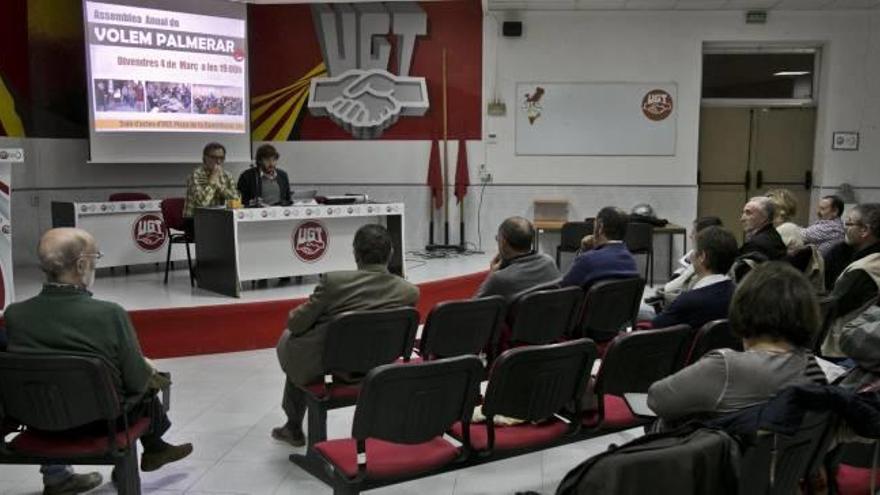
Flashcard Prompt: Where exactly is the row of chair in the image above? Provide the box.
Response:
[291,299,744,493]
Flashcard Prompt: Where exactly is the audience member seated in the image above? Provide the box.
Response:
[237,143,292,207]
[739,196,787,261]
[766,188,803,252]
[560,207,639,290]
[803,195,846,257]
[647,262,835,424]
[272,224,419,447]
[652,216,722,308]
[824,203,880,309]
[183,142,240,235]
[474,216,560,301]
[4,228,192,494]
[651,226,737,331]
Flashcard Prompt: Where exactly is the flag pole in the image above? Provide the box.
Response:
[442,48,450,245]
[459,141,466,250]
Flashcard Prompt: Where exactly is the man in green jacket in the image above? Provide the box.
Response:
[5,228,192,494]
[272,224,419,447]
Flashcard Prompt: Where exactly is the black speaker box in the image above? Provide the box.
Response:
[502,21,522,37]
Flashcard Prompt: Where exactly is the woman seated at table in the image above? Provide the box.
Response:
[647,262,832,423]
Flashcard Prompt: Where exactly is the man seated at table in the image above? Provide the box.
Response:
[560,206,639,290]
[5,228,192,494]
[183,142,240,235]
[237,143,292,207]
[739,196,787,261]
[272,224,419,447]
[802,195,846,257]
[474,216,559,301]
[652,226,737,330]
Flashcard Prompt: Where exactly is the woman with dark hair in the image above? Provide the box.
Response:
[647,262,834,422]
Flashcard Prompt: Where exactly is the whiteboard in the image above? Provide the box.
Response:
[515,82,677,156]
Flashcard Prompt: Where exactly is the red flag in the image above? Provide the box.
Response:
[427,139,443,209]
[454,139,470,203]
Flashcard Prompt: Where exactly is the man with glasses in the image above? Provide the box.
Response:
[825,203,880,291]
[183,142,240,235]
[4,228,193,493]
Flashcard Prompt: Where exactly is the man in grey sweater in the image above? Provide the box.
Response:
[474,217,560,301]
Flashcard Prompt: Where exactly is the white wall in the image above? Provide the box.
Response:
[8,9,880,277]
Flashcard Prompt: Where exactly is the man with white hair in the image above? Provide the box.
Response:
[5,228,192,494]
[739,196,787,261]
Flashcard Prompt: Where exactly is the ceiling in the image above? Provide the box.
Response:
[487,0,880,10]
[233,0,880,10]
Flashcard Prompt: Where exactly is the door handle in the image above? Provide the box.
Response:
[756,170,763,189]
[805,170,812,190]
[745,170,751,190]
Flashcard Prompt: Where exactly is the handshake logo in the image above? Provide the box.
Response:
[307,4,430,139]
[309,70,428,140]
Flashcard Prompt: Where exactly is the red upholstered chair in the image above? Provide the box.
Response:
[299,307,419,450]
[449,339,597,456]
[582,324,692,433]
[684,319,742,366]
[159,198,194,287]
[417,296,505,361]
[109,192,152,202]
[0,353,149,494]
[294,356,483,494]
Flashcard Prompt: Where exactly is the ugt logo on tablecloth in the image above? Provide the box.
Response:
[132,214,167,251]
[292,221,328,262]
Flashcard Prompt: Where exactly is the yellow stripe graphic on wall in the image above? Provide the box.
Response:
[251,63,327,141]
[0,77,25,137]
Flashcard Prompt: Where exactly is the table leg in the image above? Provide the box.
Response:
[668,232,674,282]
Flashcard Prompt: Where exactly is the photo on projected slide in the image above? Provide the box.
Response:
[146,82,192,114]
[94,79,145,113]
[193,85,243,116]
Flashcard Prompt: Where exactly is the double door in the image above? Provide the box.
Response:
[697,107,815,241]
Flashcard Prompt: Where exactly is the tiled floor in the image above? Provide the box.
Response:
[0,349,644,495]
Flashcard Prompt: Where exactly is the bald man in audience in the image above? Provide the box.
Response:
[739,196,787,261]
[474,217,560,301]
[4,228,192,494]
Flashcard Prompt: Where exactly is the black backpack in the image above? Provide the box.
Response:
[555,425,741,495]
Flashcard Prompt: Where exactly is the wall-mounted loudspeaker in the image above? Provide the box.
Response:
[502,21,522,37]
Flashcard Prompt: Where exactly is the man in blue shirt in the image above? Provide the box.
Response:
[561,207,639,289]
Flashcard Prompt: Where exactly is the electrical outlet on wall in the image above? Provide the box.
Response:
[478,164,493,183]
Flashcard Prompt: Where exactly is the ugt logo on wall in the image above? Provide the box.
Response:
[307,4,430,139]
[292,221,328,262]
[132,214,167,252]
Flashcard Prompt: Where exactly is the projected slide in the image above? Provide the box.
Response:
[85,1,246,133]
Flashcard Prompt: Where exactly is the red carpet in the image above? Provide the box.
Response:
[131,271,488,358]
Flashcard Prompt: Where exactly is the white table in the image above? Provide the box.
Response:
[51,201,188,269]
[194,203,406,297]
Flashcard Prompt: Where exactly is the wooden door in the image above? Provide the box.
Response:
[697,107,751,241]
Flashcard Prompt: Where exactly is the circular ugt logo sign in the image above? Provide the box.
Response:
[641,89,674,121]
[292,221,328,262]
[132,213,168,251]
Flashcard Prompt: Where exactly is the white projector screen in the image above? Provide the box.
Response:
[83,0,250,164]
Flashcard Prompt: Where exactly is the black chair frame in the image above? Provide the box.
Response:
[624,221,655,287]
[576,277,646,342]
[507,286,584,346]
[556,220,594,269]
[298,307,419,451]
[417,296,505,361]
[0,353,147,494]
[685,319,743,366]
[294,356,483,495]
